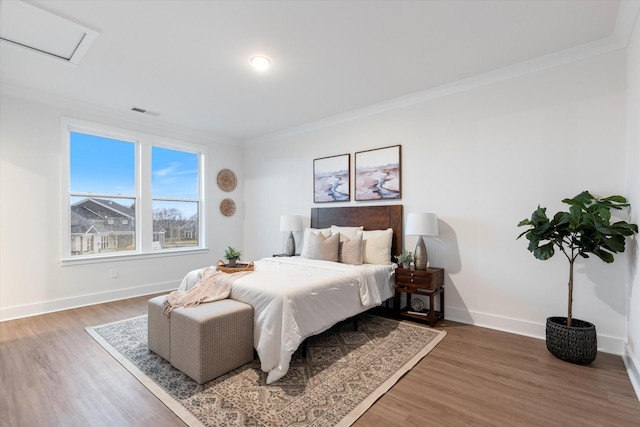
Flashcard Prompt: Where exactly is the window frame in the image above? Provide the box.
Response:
[61,117,207,264]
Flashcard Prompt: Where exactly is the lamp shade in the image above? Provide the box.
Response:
[280,215,302,232]
[405,213,439,237]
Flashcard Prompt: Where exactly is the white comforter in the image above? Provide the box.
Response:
[179,257,395,384]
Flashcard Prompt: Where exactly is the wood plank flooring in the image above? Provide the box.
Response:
[1,294,638,427]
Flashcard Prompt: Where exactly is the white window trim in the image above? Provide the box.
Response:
[60,117,207,265]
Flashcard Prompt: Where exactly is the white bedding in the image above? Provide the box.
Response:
[179,256,395,384]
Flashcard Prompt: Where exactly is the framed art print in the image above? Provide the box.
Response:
[313,154,350,202]
[355,145,401,201]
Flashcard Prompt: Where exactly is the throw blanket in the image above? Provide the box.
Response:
[163,267,252,316]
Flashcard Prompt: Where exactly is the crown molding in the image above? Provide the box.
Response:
[613,0,640,46]
[243,34,625,147]
[244,3,638,146]
[0,83,239,146]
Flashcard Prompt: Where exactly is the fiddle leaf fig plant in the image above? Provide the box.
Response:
[517,191,637,327]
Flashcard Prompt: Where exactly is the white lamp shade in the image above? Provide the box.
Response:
[280,215,302,232]
[405,213,439,236]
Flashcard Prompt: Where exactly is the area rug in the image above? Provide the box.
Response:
[86,313,446,427]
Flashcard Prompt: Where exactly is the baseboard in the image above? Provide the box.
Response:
[445,306,627,356]
[624,344,640,402]
[2,295,629,358]
[0,281,178,322]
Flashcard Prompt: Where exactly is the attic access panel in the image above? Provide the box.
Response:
[0,0,99,64]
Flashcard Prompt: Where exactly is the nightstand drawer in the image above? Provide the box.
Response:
[395,268,444,290]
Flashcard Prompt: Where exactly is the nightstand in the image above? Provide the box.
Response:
[394,266,445,326]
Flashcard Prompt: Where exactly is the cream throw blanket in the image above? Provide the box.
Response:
[163,267,252,316]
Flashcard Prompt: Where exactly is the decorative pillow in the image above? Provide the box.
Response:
[338,231,363,265]
[300,227,331,258]
[362,228,393,265]
[330,225,363,240]
[305,232,340,262]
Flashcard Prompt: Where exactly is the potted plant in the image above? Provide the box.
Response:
[396,250,414,269]
[517,191,637,364]
[224,246,242,267]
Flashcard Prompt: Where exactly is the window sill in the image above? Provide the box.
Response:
[60,247,209,266]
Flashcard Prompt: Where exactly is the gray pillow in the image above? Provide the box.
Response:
[338,232,363,265]
[306,231,339,262]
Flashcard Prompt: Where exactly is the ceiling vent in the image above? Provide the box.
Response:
[0,1,99,65]
[131,107,160,117]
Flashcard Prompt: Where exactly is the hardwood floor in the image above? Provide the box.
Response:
[1,295,639,427]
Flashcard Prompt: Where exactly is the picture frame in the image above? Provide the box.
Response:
[355,145,401,201]
[313,154,350,203]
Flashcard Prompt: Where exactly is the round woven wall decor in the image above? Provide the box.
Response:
[217,169,237,192]
[220,198,236,217]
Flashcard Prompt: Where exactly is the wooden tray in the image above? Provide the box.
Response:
[216,259,254,274]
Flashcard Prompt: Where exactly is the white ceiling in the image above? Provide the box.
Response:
[0,0,635,144]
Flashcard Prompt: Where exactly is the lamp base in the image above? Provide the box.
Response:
[286,231,296,256]
[414,236,428,269]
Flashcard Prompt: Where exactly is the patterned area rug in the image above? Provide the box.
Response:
[87,313,446,427]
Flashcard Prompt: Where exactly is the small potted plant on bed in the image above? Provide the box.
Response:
[224,246,242,267]
[396,250,414,269]
[517,191,637,364]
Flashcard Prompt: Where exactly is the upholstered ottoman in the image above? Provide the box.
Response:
[170,299,254,384]
[147,295,171,362]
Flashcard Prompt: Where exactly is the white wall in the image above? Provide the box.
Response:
[625,11,640,396]
[244,49,630,354]
[0,93,244,320]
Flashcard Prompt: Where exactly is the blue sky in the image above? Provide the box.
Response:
[151,146,198,199]
[70,132,199,217]
[70,132,135,195]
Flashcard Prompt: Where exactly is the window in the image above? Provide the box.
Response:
[152,147,199,250]
[63,118,205,260]
[69,132,136,255]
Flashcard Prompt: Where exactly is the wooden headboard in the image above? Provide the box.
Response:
[310,205,403,258]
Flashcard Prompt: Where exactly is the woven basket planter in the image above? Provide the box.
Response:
[216,259,254,274]
[546,316,597,364]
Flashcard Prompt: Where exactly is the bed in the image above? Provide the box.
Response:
[181,204,403,384]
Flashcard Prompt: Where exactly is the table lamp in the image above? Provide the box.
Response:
[280,215,302,256]
[405,213,439,269]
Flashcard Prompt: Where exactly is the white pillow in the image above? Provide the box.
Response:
[300,227,331,258]
[305,232,340,262]
[362,228,393,265]
[330,225,363,240]
[338,231,363,265]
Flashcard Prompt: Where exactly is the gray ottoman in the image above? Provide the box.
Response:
[170,299,254,384]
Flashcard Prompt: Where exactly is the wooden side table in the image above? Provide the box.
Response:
[394,266,445,326]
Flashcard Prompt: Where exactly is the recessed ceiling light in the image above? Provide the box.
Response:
[249,55,271,71]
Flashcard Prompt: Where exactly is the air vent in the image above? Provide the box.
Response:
[0,1,99,65]
[130,107,159,117]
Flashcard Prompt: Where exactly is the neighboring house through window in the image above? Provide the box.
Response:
[62,118,205,260]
